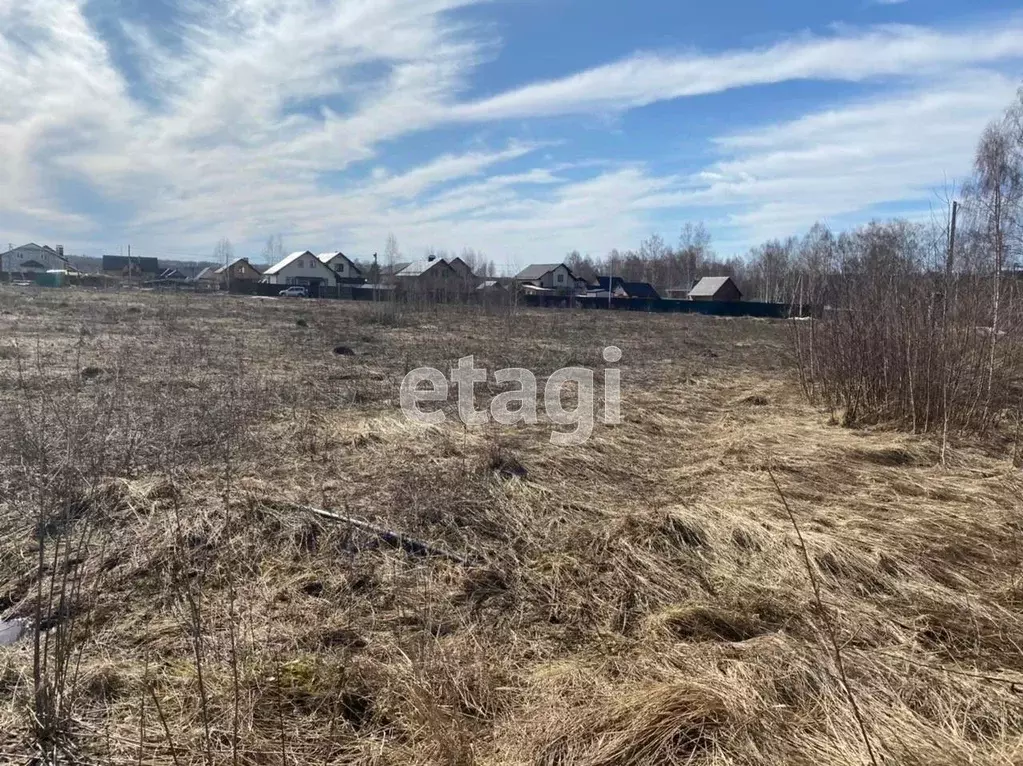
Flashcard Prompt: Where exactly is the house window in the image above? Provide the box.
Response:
[297,260,303,268]
[556,272,564,283]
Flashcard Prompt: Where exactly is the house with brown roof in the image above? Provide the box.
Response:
[215,257,262,287]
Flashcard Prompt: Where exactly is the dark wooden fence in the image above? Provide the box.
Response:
[169,279,802,318]
[535,294,802,318]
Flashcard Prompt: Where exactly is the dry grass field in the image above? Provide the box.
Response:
[2,286,1023,765]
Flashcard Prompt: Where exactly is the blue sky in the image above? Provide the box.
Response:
[1,0,1021,269]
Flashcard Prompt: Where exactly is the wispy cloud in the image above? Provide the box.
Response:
[451,19,1023,121]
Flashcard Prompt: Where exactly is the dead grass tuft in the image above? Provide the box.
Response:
[651,604,771,643]
[483,442,529,479]
[535,681,733,766]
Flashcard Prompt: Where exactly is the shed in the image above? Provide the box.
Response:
[688,276,742,302]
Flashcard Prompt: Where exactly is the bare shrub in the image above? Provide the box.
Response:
[794,216,1022,438]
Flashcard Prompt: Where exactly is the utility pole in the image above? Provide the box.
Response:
[608,257,613,310]
[940,199,958,467]
[945,200,958,279]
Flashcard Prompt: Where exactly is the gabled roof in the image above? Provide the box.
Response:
[318,252,362,275]
[377,261,411,276]
[689,276,740,299]
[195,266,219,280]
[263,251,316,275]
[11,243,56,254]
[102,255,161,273]
[515,263,567,281]
[159,268,187,280]
[396,258,451,277]
[447,257,475,278]
[622,281,660,299]
[597,275,626,292]
[215,257,260,275]
[477,279,506,291]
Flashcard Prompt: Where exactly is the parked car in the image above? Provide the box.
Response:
[278,286,308,298]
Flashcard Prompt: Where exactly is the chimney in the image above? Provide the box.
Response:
[56,245,64,258]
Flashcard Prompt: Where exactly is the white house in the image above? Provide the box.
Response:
[261,251,340,287]
[2,243,66,274]
[317,252,363,280]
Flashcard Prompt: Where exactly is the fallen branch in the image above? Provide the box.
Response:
[281,502,477,566]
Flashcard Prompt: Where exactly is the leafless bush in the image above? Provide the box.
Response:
[794,218,1022,438]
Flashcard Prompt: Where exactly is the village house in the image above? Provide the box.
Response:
[261,251,340,288]
[688,276,742,302]
[214,257,262,286]
[395,256,458,292]
[102,255,161,279]
[2,243,68,275]
[317,252,363,281]
[514,263,588,293]
[592,276,660,299]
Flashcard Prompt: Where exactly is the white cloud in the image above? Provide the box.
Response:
[0,2,1020,265]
